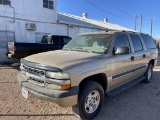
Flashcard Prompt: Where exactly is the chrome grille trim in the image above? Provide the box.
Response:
[28,79,45,87]
[20,64,70,86]
[22,65,45,76]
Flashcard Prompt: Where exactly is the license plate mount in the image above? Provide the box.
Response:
[22,88,28,99]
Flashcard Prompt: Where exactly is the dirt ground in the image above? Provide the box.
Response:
[0,57,160,120]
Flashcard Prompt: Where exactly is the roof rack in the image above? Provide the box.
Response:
[105,30,123,32]
[105,30,138,34]
[122,30,137,33]
[140,33,149,35]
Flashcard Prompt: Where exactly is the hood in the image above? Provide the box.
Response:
[24,50,102,69]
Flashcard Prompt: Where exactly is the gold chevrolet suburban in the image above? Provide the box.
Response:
[17,31,158,120]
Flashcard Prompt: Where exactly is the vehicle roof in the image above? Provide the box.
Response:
[78,30,150,36]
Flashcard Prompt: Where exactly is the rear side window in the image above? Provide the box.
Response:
[141,35,156,49]
[41,36,48,43]
[53,36,71,45]
[130,35,143,52]
[114,34,131,52]
[63,37,71,44]
[53,36,61,45]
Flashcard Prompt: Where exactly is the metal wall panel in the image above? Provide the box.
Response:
[15,21,26,42]
[57,24,68,36]
[0,48,8,62]
[0,31,15,62]
[0,31,15,48]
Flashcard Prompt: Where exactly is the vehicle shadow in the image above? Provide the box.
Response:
[0,114,75,117]
[0,62,20,71]
[95,61,160,120]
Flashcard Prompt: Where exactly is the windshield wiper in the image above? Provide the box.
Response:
[73,48,93,53]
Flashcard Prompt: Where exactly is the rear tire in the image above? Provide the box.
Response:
[143,63,153,83]
[72,81,104,120]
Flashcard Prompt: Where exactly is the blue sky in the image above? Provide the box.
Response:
[58,0,160,39]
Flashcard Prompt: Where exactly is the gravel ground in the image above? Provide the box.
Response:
[0,57,160,120]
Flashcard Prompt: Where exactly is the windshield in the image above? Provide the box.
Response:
[63,34,113,54]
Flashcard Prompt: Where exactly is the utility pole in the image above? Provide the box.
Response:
[150,17,155,37]
[140,14,142,33]
[134,15,137,31]
[150,19,153,36]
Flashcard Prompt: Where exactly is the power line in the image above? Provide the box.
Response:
[84,0,134,19]
[100,0,133,16]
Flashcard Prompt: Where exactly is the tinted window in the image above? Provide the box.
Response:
[52,36,71,45]
[52,36,60,45]
[114,34,131,51]
[141,35,156,49]
[63,37,71,44]
[130,35,143,52]
[41,36,48,43]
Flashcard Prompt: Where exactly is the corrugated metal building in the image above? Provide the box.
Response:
[0,0,133,63]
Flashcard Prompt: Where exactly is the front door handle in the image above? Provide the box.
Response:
[131,56,134,61]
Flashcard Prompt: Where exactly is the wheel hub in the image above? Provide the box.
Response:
[85,91,100,114]
[148,68,152,80]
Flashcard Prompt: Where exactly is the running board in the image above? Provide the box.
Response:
[107,75,145,97]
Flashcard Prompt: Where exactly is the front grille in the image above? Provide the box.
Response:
[23,65,45,76]
[21,64,46,87]
[28,79,45,87]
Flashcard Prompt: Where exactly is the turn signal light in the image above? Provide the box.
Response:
[61,84,71,90]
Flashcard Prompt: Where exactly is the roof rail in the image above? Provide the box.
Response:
[106,30,137,33]
[122,30,137,33]
[106,30,123,32]
[140,33,149,35]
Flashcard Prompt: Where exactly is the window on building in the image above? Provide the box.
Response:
[43,0,54,10]
[0,0,11,5]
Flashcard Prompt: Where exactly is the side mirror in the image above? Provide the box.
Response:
[114,46,130,55]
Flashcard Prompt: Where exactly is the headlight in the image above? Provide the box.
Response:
[45,72,69,79]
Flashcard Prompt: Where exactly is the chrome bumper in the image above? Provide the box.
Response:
[17,73,78,107]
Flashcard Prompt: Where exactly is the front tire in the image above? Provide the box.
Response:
[144,63,153,83]
[72,81,104,120]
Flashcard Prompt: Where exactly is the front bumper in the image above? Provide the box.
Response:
[17,73,78,107]
[8,53,20,60]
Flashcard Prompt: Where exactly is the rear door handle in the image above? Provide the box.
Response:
[143,54,146,58]
[131,56,134,61]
